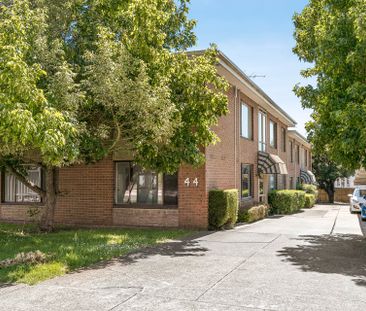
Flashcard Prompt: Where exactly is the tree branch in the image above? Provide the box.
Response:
[6,165,46,198]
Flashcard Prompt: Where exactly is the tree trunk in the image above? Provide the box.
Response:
[326,190,335,203]
[40,167,57,232]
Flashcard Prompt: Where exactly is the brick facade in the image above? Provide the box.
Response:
[0,51,312,229]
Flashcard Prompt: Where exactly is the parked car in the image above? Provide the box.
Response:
[361,204,366,221]
[348,187,366,213]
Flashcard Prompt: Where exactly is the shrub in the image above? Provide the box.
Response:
[209,189,239,229]
[304,193,316,208]
[237,204,269,223]
[300,183,319,198]
[268,190,306,214]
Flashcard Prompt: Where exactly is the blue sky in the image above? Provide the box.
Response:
[188,0,313,136]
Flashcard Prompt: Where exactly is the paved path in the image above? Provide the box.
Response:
[1,204,366,311]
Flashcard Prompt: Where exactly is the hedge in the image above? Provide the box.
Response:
[268,190,306,214]
[304,193,316,208]
[208,189,239,229]
[300,183,319,199]
[237,204,269,223]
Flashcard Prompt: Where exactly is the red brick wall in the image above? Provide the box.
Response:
[113,208,178,227]
[54,157,114,226]
[178,164,208,229]
[0,205,44,222]
[206,87,237,191]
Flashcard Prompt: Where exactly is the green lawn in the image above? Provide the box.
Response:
[0,223,192,285]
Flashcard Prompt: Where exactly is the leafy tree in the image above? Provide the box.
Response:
[0,0,228,231]
[293,0,366,171]
[312,153,353,203]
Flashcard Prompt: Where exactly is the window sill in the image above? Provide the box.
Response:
[240,197,253,202]
[240,136,254,142]
[113,204,178,210]
[0,202,44,206]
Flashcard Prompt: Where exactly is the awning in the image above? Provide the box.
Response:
[300,169,316,184]
[258,151,288,175]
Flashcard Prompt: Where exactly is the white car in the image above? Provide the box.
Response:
[348,187,366,213]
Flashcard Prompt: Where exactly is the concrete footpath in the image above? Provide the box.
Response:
[1,204,366,311]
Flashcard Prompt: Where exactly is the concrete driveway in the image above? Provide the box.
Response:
[1,204,366,311]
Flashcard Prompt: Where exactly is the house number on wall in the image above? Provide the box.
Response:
[184,178,199,187]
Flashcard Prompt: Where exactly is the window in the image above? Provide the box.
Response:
[241,164,252,199]
[240,102,252,139]
[290,141,294,163]
[296,145,300,164]
[115,162,178,205]
[281,128,286,152]
[4,166,42,203]
[258,111,266,151]
[269,120,277,148]
[269,174,277,191]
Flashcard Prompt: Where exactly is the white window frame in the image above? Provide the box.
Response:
[258,111,267,151]
[240,102,252,139]
[269,120,277,149]
[4,166,42,203]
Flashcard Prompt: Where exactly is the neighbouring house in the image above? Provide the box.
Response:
[335,176,355,189]
[0,51,315,229]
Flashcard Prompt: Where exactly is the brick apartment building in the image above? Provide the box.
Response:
[0,51,315,229]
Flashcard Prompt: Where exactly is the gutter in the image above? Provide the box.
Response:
[188,49,297,127]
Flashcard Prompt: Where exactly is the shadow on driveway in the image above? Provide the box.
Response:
[117,232,210,265]
[66,231,212,276]
[357,215,366,237]
[278,234,366,287]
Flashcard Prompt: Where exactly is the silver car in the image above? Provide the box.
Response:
[349,187,366,213]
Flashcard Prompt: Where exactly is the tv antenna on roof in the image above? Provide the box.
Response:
[248,73,266,79]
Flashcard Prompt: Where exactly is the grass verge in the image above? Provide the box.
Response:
[0,223,192,285]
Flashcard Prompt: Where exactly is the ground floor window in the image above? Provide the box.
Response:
[3,166,42,203]
[269,174,277,191]
[241,164,252,199]
[115,162,178,206]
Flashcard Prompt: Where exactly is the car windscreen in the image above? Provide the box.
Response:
[359,190,366,197]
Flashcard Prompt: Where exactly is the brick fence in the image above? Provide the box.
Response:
[318,188,353,203]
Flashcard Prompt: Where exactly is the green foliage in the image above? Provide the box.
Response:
[0,0,228,228]
[209,189,238,229]
[0,1,79,166]
[237,204,269,223]
[304,194,316,208]
[312,153,353,203]
[268,190,306,214]
[0,0,228,172]
[0,223,191,285]
[299,183,319,198]
[293,0,366,170]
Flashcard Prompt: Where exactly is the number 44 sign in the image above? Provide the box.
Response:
[184,178,199,187]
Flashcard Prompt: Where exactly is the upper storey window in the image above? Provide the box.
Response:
[269,120,277,148]
[240,102,253,139]
[258,111,266,151]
